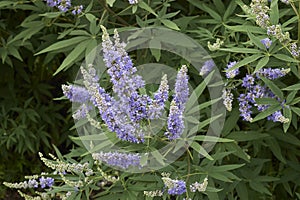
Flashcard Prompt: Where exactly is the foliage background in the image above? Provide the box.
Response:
[1,0,300,199]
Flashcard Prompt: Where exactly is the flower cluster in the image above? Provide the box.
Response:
[190,178,208,192]
[260,38,272,49]
[249,0,297,55]
[62,27,190,143]
[222,89,234,112]
[144,190,163,197]
[39,152,93,176]
[237,68,290,123]
[44,0,83,15]
[92,152,141,170]
[162,176,186,195]
[3,177,54,189]
[160,173,208,196]
[208,38,224,51]
[225,61,239,79]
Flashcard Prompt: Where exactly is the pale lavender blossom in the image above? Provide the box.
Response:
[128,0,139,4]
[45,0,58,7]
[242,75,255,88]
[225,61,239,79]
[27,179,38,188]
[62,84,90,103]
[256,68,290,80]
[199,59,215,76]
[162,175,186,195]
[72,5,83,15]
[260,38,272,49]
[39,177,54,188]
[57,0,71,12]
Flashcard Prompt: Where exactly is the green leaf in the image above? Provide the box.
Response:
[286,90,297,104]
[39,12,61,18]
[106,0,116,7]
[160,19,180,30]
[0,1,13,8]
[227,131,270,141]
[226,54,263,71]
[223,0,237,21]
[255,97,279,105]
[151,150,165,166]
[282,83,300,91]
[197,114,223,131]
[249,181,271,195]
[210,164,245,172]
[138,1,157,16]
[224,25,265,34]
[260,76,284,99]
[247,31,266,50]
[265,137,286,163]
[36,36,89,55]
[149,39,161,61]
[186,70,214,111]
[291,106,300,117]
[132,5,137,13]
[188,0,222,21]
[193,135,234,143]
[219,48,262,54]
[252,104,281,122]
[52,145,64,160]
[254,56,269,73]
[190,142,213,160]
[269,0,279,25]
[283,107,292,132]
[272,54,298,62]
[53,40,89,75]
[186,97,221,115]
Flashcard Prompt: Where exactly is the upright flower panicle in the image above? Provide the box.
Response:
[148,74,169,119]
[165,100,185,140]
[92,152,141,169]
[222,89,233,112]
[174,65,189,110]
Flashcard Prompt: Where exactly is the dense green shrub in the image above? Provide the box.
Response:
[1,0,300,199]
